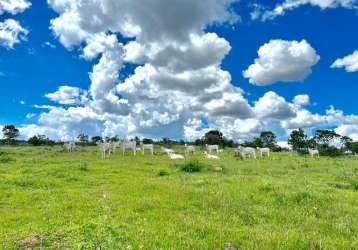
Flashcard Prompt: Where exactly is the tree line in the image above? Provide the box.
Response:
[1,125,357,156]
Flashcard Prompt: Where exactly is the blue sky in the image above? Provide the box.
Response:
[0,0,358,141]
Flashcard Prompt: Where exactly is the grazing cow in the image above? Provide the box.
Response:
[121,140,137,156]
[64,142,75,153]
[257,147,270,157]
[110,141,120,153]
[184,144,195,156]
[168,152,184,160]
[205,144,219,154]
[161,147,175,155]
[236,146,256,159]
[204,151,220,160]
[308,149,319,158]
[140,142,154,155]
[97,141,112,159]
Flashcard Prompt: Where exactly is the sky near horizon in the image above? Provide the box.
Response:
[0,0,358,142]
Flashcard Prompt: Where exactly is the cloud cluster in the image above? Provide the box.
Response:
[0,0,31,15]
[331,50,358,72]
[0,0,31,49]
[45,86,89,105]
[12,0,358,142]
[252,0,358,21]
[0,19,28,49]
[243,39,320,85]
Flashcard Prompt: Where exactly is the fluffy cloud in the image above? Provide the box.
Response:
[243,39,320,85]
[256,0,358,21]
[293,94,310,106]
[0,19,28,49]
[45,86,88,105]
[0,0,31,15]
[335,124,358,141]
[17,0,358,143]
[254,91,296,119]
[331,50,358,72]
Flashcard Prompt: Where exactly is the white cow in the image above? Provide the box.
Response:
[257,147,270,157]
[204,151,220,160]
[64,142,75,153]
[308,149,319,158]
[121,140,137,156]
[161,147,175,155]
[168,152,184,160]
[205,144,219,154]
[97,141,112,159]
[140,142,154,155]
[236,146,256,159]
[184,144,195,156]
[110,141,120,153]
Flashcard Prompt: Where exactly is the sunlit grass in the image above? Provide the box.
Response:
[0,146,357,249]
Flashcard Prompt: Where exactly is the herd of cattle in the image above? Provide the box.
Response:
[63,141,321,160]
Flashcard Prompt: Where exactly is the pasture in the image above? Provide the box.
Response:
[0,146,358,249]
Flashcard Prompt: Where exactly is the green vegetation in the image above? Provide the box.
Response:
[178,160,206,173]
[0,146,357,249]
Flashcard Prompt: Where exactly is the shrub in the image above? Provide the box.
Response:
[318,145,342,157]
[79,163,89,172]
[158,170,169,176]
[178,160,205,173]
[0,152,13,163]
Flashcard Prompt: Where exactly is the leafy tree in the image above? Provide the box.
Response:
[313,130,341,146]
[243,138,263,148]
[203,130,225,146]
[28,135,54,146]
[110,136,119,142]
[143,138,154,144]
[341,136,353,151]
[91,136,102,144]
[288,129,307,151]
[259,131,277,148]
[2,125,19,145]
[313,130,343,157]
[346,141,358,154]
[77,133,89,146]
[244,131,279,150]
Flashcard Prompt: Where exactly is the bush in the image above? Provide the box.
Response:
[158,170,169,176]
[318,145,342,157]
[79,163,89,172]
[178,160,205,173]
[0,152,13,163]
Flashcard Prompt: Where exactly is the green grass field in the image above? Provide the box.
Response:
[0,146,358,249]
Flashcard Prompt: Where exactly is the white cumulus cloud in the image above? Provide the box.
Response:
[0,19,28,49]
[258,0,358,21]
[0,0,31,15]
[45,86,89,105]
[243,39,320,85]
[331,50,358,72]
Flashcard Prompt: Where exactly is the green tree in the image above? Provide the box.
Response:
[346,141,358,154]
[143,138,154,144]
[259,131,277,148]
[28,135,54,146]
[77,133,89,146]
[288,129,307,151]
[203,130,224,147]
[91,136,102,144]
[313,130,340,146]
[2,125,19,145]
[313,130,343,157]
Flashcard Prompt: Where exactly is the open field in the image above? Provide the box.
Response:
[0,146,358,249]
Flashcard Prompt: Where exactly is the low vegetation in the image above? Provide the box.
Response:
[0,146,357,249]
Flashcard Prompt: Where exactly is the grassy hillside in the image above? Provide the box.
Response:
[0,146,357,249]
